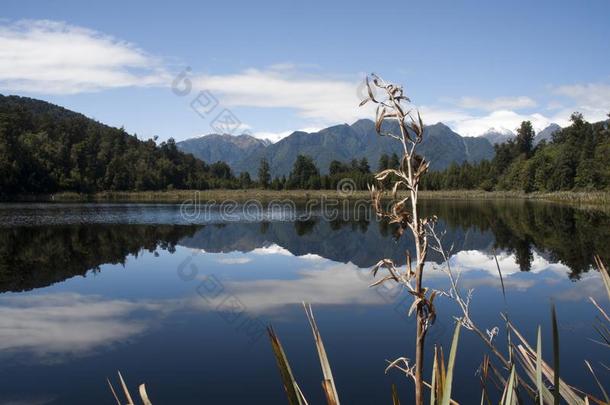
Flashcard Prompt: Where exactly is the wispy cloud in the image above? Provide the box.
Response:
[552,82,610,122]
[457,96,537,111]
[0,19,168,94]
[192,66,368,126]
[200,263,384,313]
[216,257,252,265]
[0,293,174,356]
[2,19,607,139]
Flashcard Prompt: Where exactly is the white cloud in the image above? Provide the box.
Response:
[216,257,252,265]
[192,67,370,126]
[457,96,537,111]
[252,127,321,143]
[198,262,384,313]
[2,18,605,139]
[0,293,172,356]
[446,250,570,277]
[0,20,168,94]
[552,82,610,122]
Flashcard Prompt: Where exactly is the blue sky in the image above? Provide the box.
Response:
[2,0,609,141]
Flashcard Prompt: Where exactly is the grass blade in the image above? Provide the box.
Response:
[493,249,506,303]
[507,319,586,404]
[267,326,307,405]
[584,360,609,403]
[536,326,543,405]
[118,371,135,405]
[392,383,401,405]
[303,302,340,405]
[441,321,461,405]
[501,366,517,405]
[589,297,610,323]
[514,344,555,404]
[430,347,438,405]
[107,378,121,405]
[594,255,610,299]
[139,383,153,405]
[551,304,560,405]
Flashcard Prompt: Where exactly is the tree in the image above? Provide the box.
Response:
[516,121,534,157]
[287,155,319,189]
[388,152,400,169]
[0,94,240,195]
[210,161,233,180]
[258,158,271,189]
[239,171,252,188]
[358,157,370,173]
[329,160,346,176]
[378,153,389,171]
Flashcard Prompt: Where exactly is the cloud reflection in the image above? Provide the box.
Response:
[0,293,173,356]
[200,248,600,314]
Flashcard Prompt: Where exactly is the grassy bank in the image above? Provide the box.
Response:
[5,189,610,207]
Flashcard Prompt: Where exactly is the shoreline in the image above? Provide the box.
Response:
[2,189,609,207]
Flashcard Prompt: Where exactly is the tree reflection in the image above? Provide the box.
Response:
[0,201,607,293]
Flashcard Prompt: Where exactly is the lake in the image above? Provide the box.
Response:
[0,200,608,404]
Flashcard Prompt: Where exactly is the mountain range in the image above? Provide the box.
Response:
[178,119,497,177]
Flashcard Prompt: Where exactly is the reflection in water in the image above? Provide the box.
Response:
[0,293,171,356]
[0,200,607,404]
[0,200,607,293]
[0,224,198,292]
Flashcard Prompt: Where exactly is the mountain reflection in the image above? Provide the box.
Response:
[181,200,610,277]
[0,200,608,293]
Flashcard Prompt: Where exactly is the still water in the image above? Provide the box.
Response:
[0,200,608,404]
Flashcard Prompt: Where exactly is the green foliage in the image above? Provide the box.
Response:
[258,158,271,189]
[422,115,610,192]
[378,153,389,171]
[0,95,240,195]
[286,155,320,189]
[516,120,535,157]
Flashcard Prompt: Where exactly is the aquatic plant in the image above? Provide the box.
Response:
[267,76,610,405]
[360,73,438,405]
[107,371,152,405]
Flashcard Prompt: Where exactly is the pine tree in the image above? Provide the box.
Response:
[258,158,271,189]
[388,153,400,169]
[378,153,389,171]
[516,121,534,157]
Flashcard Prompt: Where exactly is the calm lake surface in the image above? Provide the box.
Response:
[0,200,608,404]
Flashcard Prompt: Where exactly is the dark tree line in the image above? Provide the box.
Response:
[0,95,244,195]
[261,155,375,190]
[421,114,610,192]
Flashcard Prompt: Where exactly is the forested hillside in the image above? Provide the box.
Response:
[0,95,239,195]
[2,95,608,195]
[422,114,610,192]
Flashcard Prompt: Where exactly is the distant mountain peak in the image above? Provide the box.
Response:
[534,123,561,145]
[482,127,514,136]
[479,127,515,145]
[177,132,269,166]
[429,122,452,130]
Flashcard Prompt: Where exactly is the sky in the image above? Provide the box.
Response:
[1,0,610,142]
